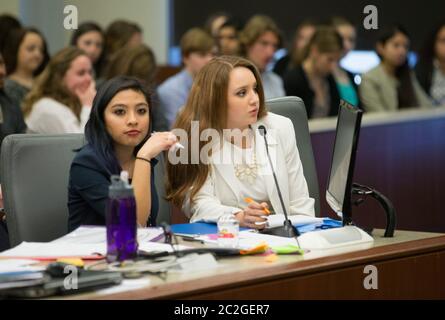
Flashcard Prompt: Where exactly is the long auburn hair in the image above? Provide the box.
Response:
[165,55,267,208]
[22,47,87,120]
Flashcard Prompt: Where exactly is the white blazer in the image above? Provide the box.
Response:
[185,112,315,223]
[26,97,91,134]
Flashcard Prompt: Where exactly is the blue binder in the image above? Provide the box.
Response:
[171,218,342,235]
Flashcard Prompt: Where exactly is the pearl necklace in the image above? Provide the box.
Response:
[233,134,258,184]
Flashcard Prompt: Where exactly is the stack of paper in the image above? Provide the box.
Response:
[264,214,325,228]
[0,226,189,260]
[0,259,46,273]
[0,242,106,260]
[52,226,165,244]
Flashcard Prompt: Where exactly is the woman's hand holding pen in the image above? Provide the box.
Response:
[137,132,178,160]
[235,198,270,230]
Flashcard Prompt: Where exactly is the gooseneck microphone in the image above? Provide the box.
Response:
[258,125,300,238]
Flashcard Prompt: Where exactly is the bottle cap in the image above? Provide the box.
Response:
[109,172,134,198]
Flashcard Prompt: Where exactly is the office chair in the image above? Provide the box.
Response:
[266,96,321,216]
[0,133,172,247]
[0,134,85,247]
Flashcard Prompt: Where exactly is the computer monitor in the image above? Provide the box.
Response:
[326,100,363,226]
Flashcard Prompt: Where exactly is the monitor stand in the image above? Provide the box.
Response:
[297,225,374,252]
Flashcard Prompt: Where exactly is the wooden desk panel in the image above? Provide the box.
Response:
[66,230,445,300]
[187,251,445,300]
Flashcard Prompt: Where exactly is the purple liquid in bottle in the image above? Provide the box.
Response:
[106,173,138,262]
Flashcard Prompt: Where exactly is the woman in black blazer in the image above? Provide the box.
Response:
[67,76,177,231]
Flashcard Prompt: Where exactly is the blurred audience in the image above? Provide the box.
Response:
[273,19,318,78]
[23,47,96,134]
[284,26,343,118]
[240,15,285,99]
[104,43,168,131]
[157,28,215,128]
[2,28,49,107]
[70,22,105,79]
[360,25,432,112]
[416,20,445,106]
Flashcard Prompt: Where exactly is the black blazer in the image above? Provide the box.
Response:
[415,61,433,96]
[0,91,27,149]
[283,65,341,118]
[67,144,159,232]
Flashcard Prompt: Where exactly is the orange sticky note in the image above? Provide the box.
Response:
[265,254,278,262]
[239,242,268,255]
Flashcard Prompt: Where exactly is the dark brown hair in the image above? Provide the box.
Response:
[70,21,105,77]
[2,27,49,76]
[104,44,157,84]
[105,20,142,57]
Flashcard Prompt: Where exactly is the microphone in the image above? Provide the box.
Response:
[258,125,300,238]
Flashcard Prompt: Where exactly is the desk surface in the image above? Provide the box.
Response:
[58,229,445,300]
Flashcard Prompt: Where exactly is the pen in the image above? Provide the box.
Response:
[176,234,205,244]
[175,233,204,243]
[244,197,271,214]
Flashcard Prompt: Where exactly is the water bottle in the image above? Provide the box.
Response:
[217,212,239,248]
[106,171,138,262]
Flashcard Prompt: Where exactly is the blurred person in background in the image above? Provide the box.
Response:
[157,28,216,128]
[284,26,343,118]
[2,27,49,107]
[0,52,27,250]
[360,25,432,112]
[330,16,360,107]
[216,17,242,56]
[273,19,318,78]
[240,15,285,99]
[416,19,445,106]
[70,22,105,79]
[23,47,96,134]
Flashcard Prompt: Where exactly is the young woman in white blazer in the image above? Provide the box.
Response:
[166,55,314,229]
